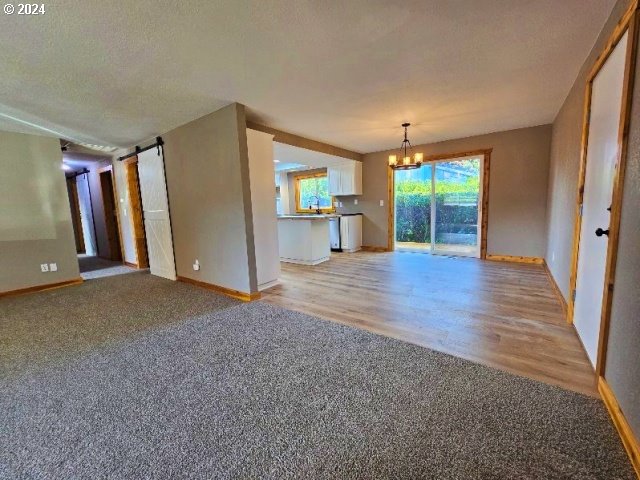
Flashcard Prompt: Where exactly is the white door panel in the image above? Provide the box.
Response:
[574,31,627,367]
[137,148,176,281]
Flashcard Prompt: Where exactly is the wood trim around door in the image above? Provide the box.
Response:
[387,148,492,258]
[566,1,639,378]
[123,156,149,268]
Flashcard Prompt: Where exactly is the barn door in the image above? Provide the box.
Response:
[137,147,176,280]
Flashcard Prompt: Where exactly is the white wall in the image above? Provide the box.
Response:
[247,129,280,290]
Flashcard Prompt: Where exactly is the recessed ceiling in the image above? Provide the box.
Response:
[0,0,615,152]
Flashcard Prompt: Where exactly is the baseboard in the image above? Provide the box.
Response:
[542,260,568,315]
[599,377,640,478]
[177,276,260,302]
[486,254,544,265]
[0,277,84,298]
[124,261,139,269]
[361,245,389,252]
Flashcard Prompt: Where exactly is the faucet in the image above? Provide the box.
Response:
[308,195,322,214]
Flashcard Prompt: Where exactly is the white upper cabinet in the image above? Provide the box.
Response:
[327,160,362,196]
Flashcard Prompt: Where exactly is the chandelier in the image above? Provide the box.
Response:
[388,123,423,170]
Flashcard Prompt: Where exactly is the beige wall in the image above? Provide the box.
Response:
[343,125,552,256]
[0,131,80,292]
[545,0,639,439]
[161,103,257,294]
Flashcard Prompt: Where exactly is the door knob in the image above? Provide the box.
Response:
[595,227,609,237]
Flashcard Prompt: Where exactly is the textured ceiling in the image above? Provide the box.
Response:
[0,0,615,152]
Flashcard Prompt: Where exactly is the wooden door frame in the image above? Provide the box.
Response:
[67,177,85,253]
[122,156,149,268]
[98,165,125,262]
[567,0,639,377]
[387,148,492,259]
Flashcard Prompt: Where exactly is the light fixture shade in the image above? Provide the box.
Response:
[414,152,424,164]
[403,156,411,165]
[388,155,397,166]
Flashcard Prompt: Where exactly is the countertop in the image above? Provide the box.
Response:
[277,214,339,220]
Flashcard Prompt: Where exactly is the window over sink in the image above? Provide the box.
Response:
[294,172,335,213]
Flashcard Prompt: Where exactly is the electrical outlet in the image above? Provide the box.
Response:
[193,259,200,271]
[40,264,49,273]
[379,200,385,206]
[354,199,358,205]
[49,263,58,272]
[339,201,343,208]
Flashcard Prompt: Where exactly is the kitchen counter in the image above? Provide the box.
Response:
[277,215,331,265]
[277,214,339,220]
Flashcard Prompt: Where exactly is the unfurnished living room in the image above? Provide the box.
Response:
[1,1,639,478]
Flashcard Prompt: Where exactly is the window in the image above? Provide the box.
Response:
[294,172,334,213]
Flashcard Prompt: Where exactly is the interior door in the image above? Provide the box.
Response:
[99,170,123,261]
[137,147,176,280]
[574,31,628,367]
[76,173,97,256]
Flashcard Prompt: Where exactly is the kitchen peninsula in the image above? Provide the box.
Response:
[277,214,337,265]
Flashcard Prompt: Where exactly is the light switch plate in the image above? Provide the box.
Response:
[40,264,49,273]
[379,200,385,206]
[49,263,58,272]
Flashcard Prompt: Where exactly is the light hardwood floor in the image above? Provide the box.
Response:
[261,251,598,397]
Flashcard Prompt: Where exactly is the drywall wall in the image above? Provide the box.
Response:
[341,125,552,256]
[0,131,80,292]
[545,0,639,441]
[161,103,257,294]
[544,0,630,299]
[605,45,640,437]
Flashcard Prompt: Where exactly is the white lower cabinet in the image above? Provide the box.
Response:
[339,215,362,252]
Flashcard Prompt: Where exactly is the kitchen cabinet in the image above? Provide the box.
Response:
[339,215,362,252]
[328,160,362,196]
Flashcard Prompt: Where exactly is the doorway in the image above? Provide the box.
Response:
[393,155,484,257]
[569,18,636,372]
[99,168,123,262]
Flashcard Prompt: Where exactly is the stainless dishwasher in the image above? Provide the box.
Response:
[329,216,342,252]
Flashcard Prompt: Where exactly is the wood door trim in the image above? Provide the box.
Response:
[387,148,492,257]
[124,157,149,268]
[566,1,639,377]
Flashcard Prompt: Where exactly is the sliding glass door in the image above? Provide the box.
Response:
[395,155,482,257]
[394,164,432,251]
